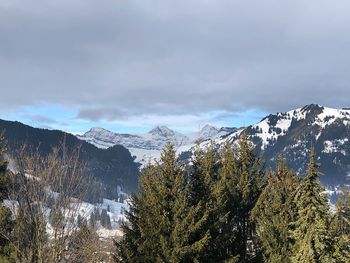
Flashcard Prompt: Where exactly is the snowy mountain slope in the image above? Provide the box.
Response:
[246,104,350,151]
[192,104,350,186]
[78,125,234,165]
[78,126,190,150]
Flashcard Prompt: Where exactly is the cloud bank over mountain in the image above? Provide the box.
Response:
[1,0,350,129]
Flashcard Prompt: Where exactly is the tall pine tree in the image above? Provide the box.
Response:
[290,148,336,263]
[331,187,350,262]
[252,159,299,263]
[211,140,240,262]
[187,134,265,262]
[117,144,210,263]
[117,164,162,262]
[235,132,265,262]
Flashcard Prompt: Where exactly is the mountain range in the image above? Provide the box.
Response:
[77,124,238,164]
[1,104,349,194]
[78,104,350,187]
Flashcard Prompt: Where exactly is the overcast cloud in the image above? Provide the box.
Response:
[1,0,350,130]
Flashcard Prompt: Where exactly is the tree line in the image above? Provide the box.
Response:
[116,133,350,263]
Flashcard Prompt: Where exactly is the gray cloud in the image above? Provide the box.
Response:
[23,114,58,124]
[1,0,350,124]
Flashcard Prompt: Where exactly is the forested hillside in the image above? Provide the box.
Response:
[0,119,140,198]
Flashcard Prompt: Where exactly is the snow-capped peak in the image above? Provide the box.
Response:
[78,124,234,166]
[149,125,176,137]
[85,127,114,136]
[201,124,219,134]
[246,104,350,150]
[89,127,108,132]
[198,125,220,141]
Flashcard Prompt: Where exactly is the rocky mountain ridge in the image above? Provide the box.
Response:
[78,124,234,164]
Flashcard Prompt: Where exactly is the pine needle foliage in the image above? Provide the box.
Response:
[252,159,299,263]
[117,144,210,263]
[290,148,336,263]
[234,132,266,262]
[331,187,350,262]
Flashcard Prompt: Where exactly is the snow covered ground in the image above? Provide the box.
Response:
[4,196,129,239]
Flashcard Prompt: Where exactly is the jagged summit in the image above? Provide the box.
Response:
[78,124,233,165]
[149,125,175,137]
[89,127,108,132]
[201,124,218,130]
[84,127,116,137]
[300,103,323,112]
[200,124,219,134]
[196,124,220,141]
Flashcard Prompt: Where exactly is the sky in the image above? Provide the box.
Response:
[1,0,350,134]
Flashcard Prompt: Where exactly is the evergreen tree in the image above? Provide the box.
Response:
[234,132,266,262]
[184,135,264,262]
[187,145,213,207]
[290,148,336,263]
[89,210,97,230]
[252,159,299,263]
[116,193,150,262]
[331,187,350,236]
[331,187,350,262]
[177,143,219,262]
[89,207,100,229]
[100,209,107,227]
[117,144,210,262]
[118,164,162,262]
[106,213,112,229]
[101,209,112,229]
[208,140,240,261]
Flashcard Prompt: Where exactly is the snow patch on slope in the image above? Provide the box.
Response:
[323,139,349,155]
[315,107,350,128]
[252,109,296,149]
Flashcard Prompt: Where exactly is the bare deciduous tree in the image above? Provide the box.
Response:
[5,141,109,262]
